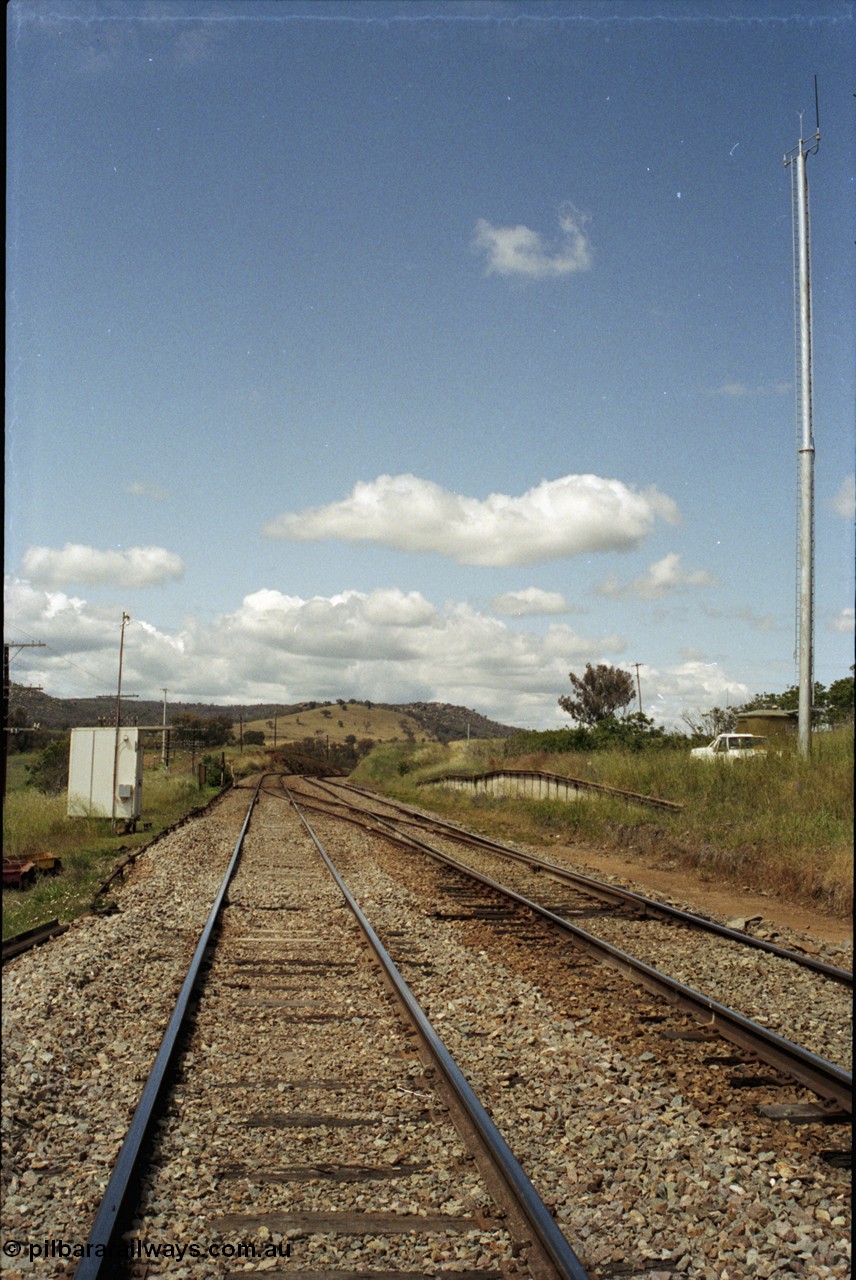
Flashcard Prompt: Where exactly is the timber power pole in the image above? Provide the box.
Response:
[2,641,45,799]
[111,613,131,831]
[784,87,820,759]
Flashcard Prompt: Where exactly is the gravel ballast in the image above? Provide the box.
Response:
[2,779,851,1280]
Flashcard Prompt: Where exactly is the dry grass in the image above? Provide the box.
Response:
[2,768,214,940]
[241,703,428,746]
[352,730,854,917]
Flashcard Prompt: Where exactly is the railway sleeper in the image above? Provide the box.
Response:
[758,1101,852,1125]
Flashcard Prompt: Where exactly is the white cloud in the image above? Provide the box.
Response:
[14,577,842,731]
[706,381,790,398]
[472,204,592,279]
[701,603,779,633]
[5,573,772,730]
[125,480,169,501]
[596,552,718,601]
[830,475,855,520]
[228,588,439,661]
[262,473,679,566]
[829,607,854,635]
[713,382,751,397]
[4,576,629,725]
[492,588,571,617]
[659,660,749,715]
[21,543,185,588]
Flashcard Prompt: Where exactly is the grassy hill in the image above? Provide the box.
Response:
[7,687,519,746]
[243,702,426,747]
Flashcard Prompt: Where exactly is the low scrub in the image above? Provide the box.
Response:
[350,730,853,916]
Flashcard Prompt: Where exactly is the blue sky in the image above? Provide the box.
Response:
[6,0,854,728]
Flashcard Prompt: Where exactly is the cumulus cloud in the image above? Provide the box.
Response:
[472,204,592,279]
[491,588,571,617]
[830,475,855,520]
[4,576,625,726]
[229,588,439,661]
[12,573,840,729]
[262,473,679,566]
[596,553,718,601]
[662,660,749,713]
[21,543,185,588]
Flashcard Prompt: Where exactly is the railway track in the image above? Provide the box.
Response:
[314,780,851,983]
[287,777,852,1110]
[74,777,591,1280]
[4,773,849,1279]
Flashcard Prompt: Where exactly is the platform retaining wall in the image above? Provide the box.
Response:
[418,769,682,812]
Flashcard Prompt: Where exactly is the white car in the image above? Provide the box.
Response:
[690,733,768,761]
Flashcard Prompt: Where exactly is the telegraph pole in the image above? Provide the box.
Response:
[161,688,169,768]
[2,641,45,799]
[784,90,820,758]
[111,613,131,830]
[633,663,643,716]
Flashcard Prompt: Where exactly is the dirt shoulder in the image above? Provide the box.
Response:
[554,837,853,953]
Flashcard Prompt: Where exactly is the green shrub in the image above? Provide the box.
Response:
[25,737,71,794]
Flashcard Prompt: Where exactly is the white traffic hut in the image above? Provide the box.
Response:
[68,726,143,822]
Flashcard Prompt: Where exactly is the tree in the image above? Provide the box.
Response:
[824,670,854,725]
[26,737,70,794]
[739,685,802,713]
[737,669,854,728]
[558,663,635,726]
[171,713,234,748]
[680,706,736,738]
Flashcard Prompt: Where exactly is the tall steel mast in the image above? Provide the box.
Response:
[784,89,820,759]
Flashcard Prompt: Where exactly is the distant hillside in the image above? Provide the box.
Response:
[389,701,518,743]
[6,687,519,744]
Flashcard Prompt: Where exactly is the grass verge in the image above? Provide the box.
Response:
[351,731,854,917]
[2,768,219,941]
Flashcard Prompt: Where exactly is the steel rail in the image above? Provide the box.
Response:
[282,783,592,1280]
[1,918,68,963]
[315,779,853,986]
[74,780,264,1280]
[356,809,852,1115]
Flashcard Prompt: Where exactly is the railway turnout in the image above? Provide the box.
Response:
[2,773,850,1280]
